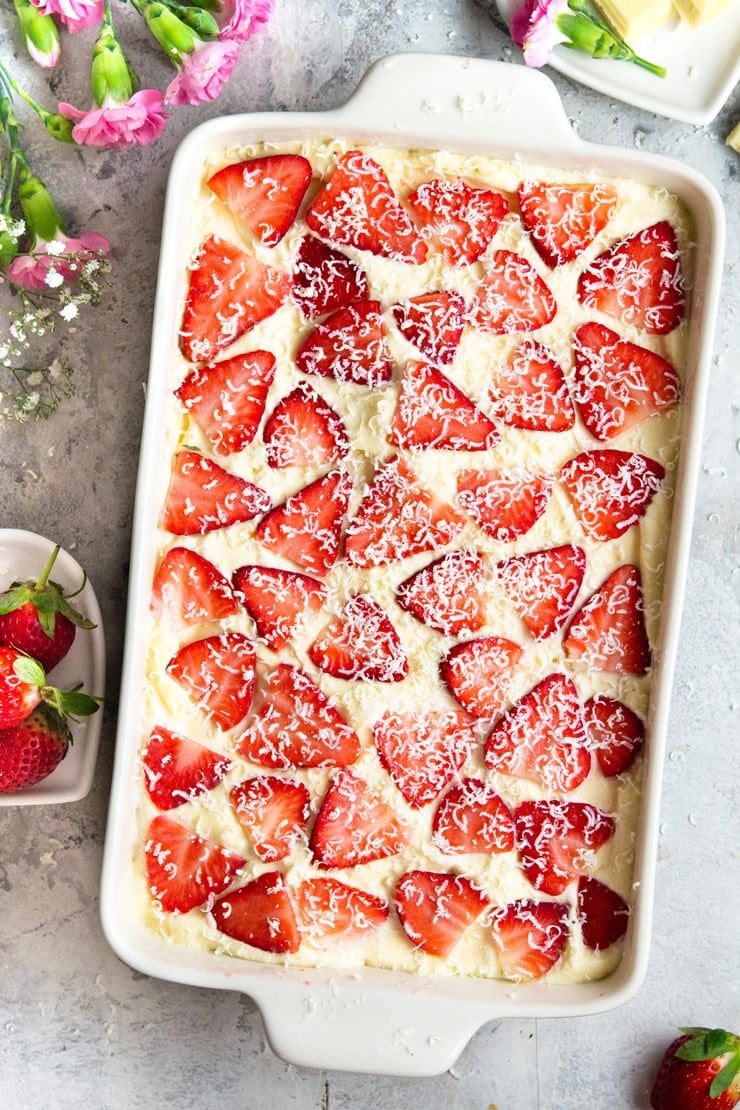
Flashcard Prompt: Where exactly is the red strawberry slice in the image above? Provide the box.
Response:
[406,177,509,266]
[229,776,310,862]
[180,235,289,364]
[496,544,586,640]
[396,550,489,637]
[490,899,569,980]
[391,292,466,367]
[583,694,644,777]
[166,632,256,730]
[311,768,409,868]
[344,455,467,569]
[295,877,389,945]
[577,876,630,950]
[175,349,276,457]
[577,220,685,335]
[487,339,574,432]
[162,450,272,536]
[291,235,369,319]
[151,546,239,625]
[469,250,556,334]
[145,814,245,914]
[295,300,393,388]
[560,449,666,542]
[517,181,617,267]
[389,360,500,452]
[485,673,591,794]
[306,150,427,264]
[232,564,327,651]
[142,725,232,810]
[210,871,300,953]
[308,595,408,682]
[456,469,553,542]
[207,154,312,247]
[374,709,478,808]
[263,383,349,469]
[573,322,681,441]
[395,870,489,957]
[514,799,615,895]
[563,564,651,674]
[237,663,361,769]
[254,469,352,576]
[440,635,522,719]
[432,778,515,855]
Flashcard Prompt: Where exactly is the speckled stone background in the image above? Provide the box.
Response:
[0,2,738,1107]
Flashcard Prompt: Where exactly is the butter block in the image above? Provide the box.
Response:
[727,122,740,153]
[672,0,733,24]
[596,0,674,40]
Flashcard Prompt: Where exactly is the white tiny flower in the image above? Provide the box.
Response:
[45,269,64,289]
[23,392,40,412]
[45,239,66,256]
[26,372,44,387]
[49,359,64,379]
[60,303,78,321]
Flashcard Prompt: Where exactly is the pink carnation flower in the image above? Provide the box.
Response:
[7,231,110,291]
[511,0,569,66]
[218,0,274,42]
[165,41,240,106]
[32,0,103,32]
[59,89,168,149]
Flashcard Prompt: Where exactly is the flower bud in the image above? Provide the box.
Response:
[141,0,198,60]
[0,230,19,271]
[173,4,219,39]
[13,0,61,69]
[44,113,76,143]
[17,170,66,242]
[91,21,135,106]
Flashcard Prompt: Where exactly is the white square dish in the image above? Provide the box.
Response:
[101,54,724,1076]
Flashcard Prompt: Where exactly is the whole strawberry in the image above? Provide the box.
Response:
[0,544,95,673]
[0,703,72,792]
[651,1027,740,1110]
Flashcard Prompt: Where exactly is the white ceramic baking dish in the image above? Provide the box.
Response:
[101,54,725,1077]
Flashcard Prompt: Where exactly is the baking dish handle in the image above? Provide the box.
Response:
[331,52,578,154]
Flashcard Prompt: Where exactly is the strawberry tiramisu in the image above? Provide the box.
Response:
[135,138,690,984]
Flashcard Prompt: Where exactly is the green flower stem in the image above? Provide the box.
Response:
[560,0,666,76]
[0,60,74,140]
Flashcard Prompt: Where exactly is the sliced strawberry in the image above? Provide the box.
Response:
[145,814,245,914]
[560,449,666,542]
[151,546,239,625]
[162,450,272,536]
[306,150,427,264]
[254,469,352,576]
[440,635,522,719]
[142,725,232,810]
[175,349,276,457]
[487,339,574,432]
[308,595,408,682]
[396,550,489,637]
[517,181,617,267]
[496,544,586,640]
[232,564,326,651]
[207,154,312,247]
[237,663,360,769]
[577,876,630,950]
[295,877,389,946]
[514,799,615,895]
[180,235,289,364]
[166,632,256,730]
[344,455,467,569]
[395,870,489,957]
[469,250,556,334]
[432,778,515,855]
[295,300,393,388]
[583,694,644,777]
[573,322,681,441]
[391,292,466,367]
[490,899,569,980]
[291,235,369,319]
[456,469,553,542]
[374,709,478,808]
[229,776,310,862]
[406,177,509,266]
[263,383,349,469]
[210,871,300,953]
[389,360,500,452]
[311,768,409,868]
[485,673,591,794]
[577,220,685,335]
[563,564,651,675]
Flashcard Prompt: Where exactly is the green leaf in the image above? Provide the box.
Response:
[0,586,32,615]
[710,1052,740,1099]
[57,689,102,718]
[13,656,45,686]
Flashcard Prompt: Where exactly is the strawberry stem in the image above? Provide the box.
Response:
[35,543,60,589]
